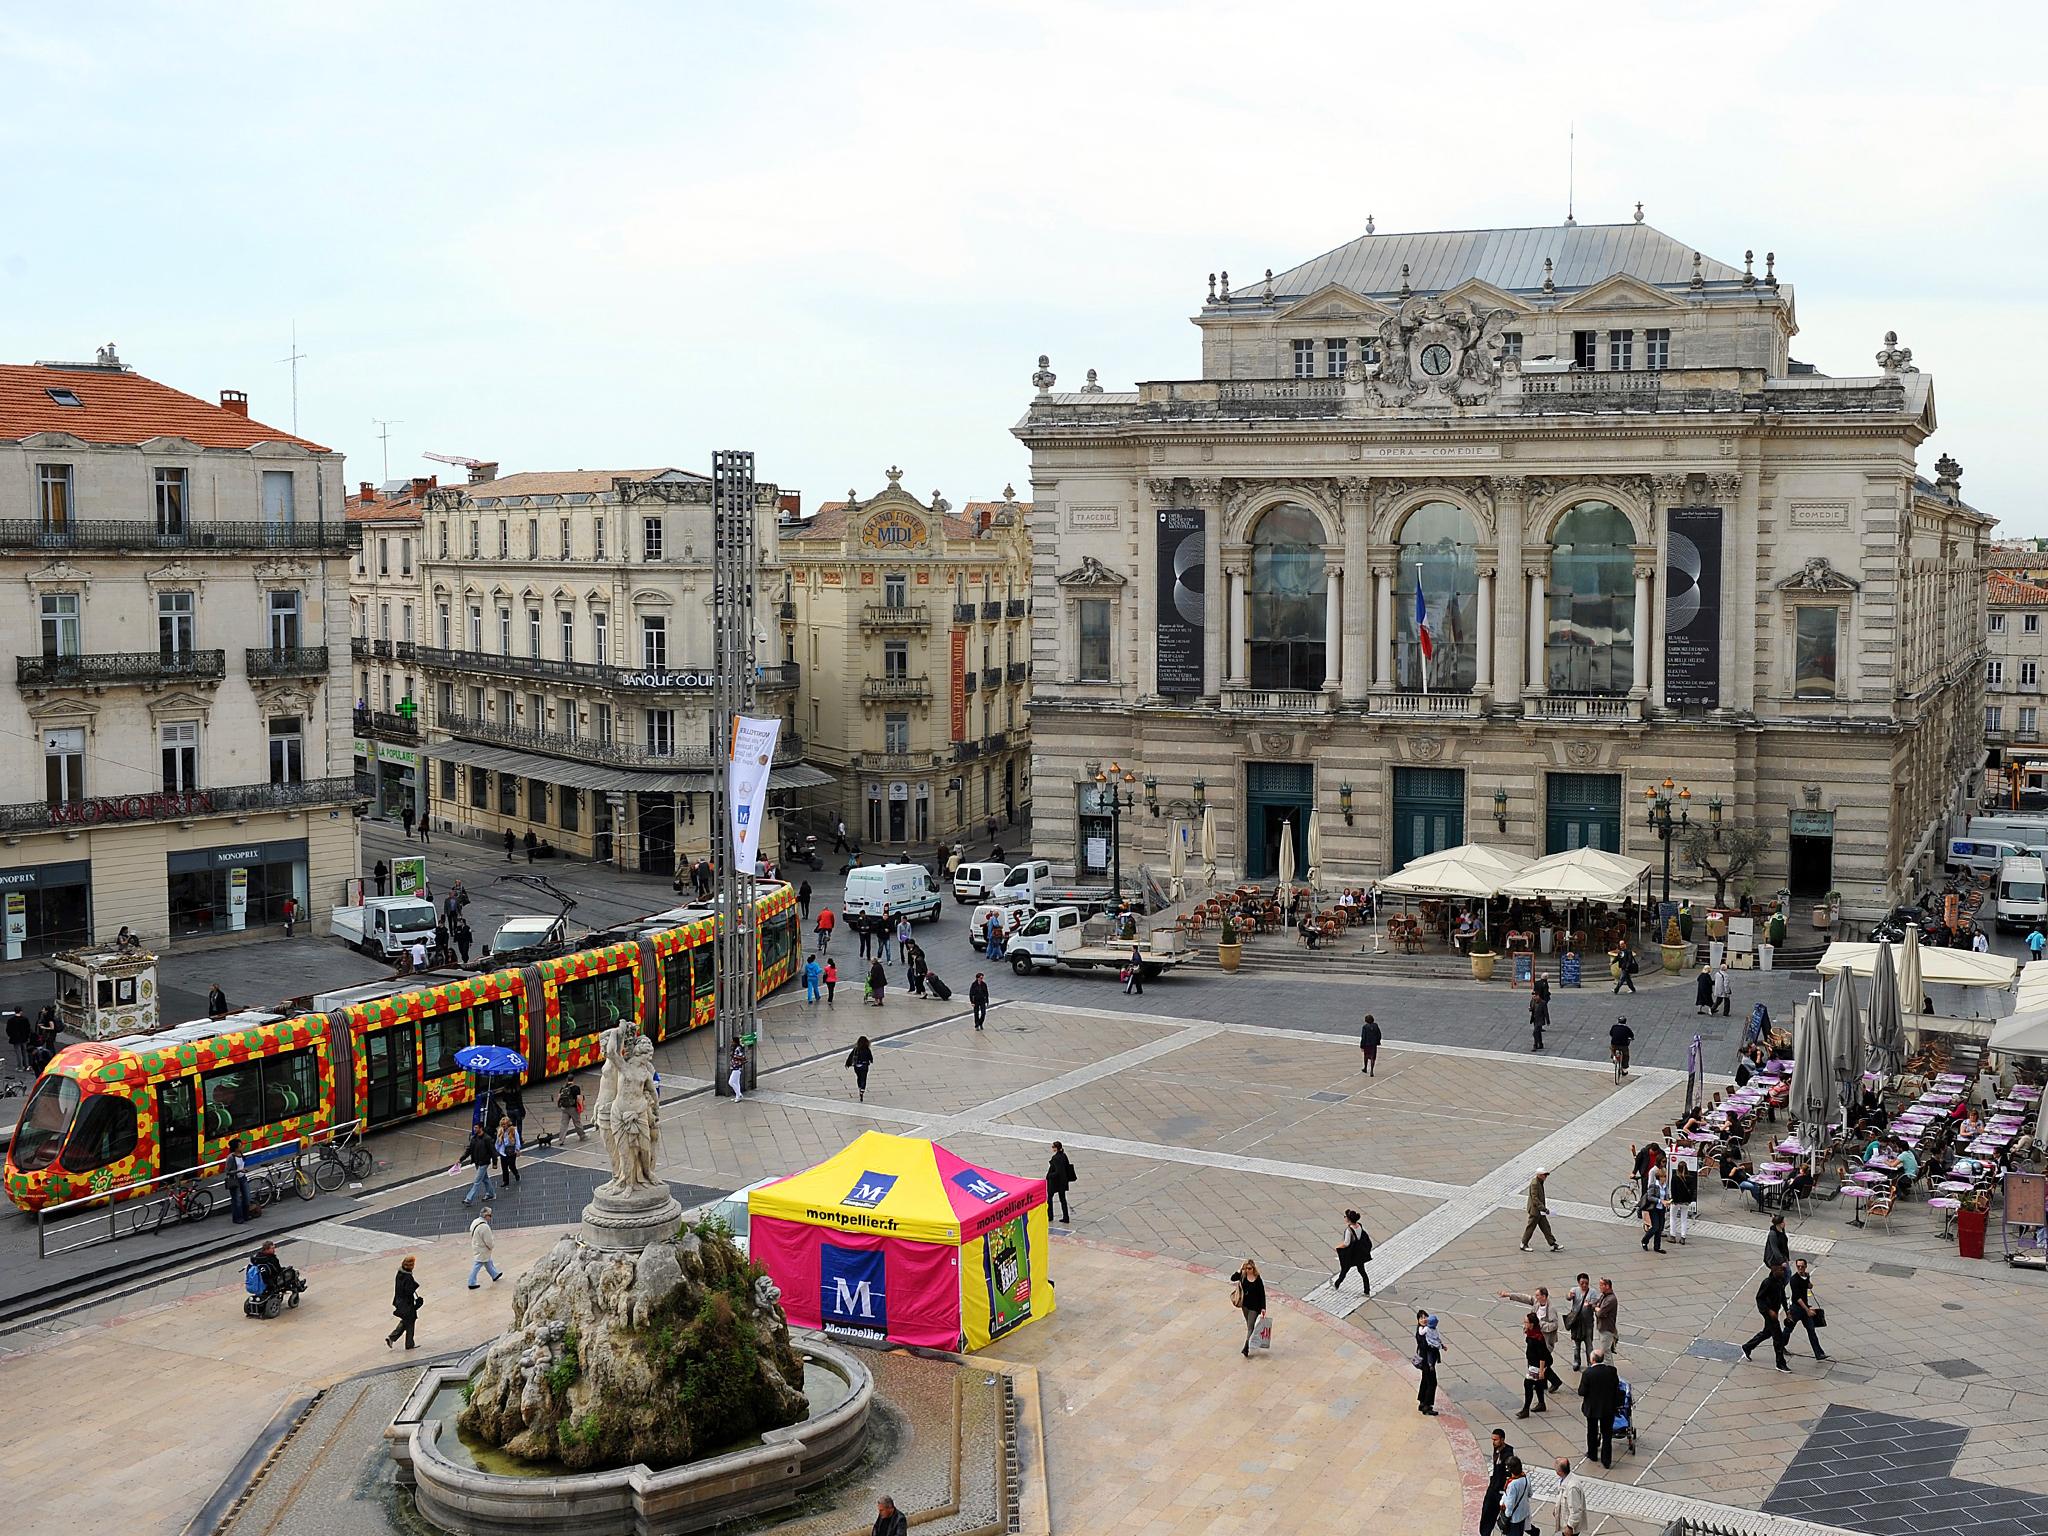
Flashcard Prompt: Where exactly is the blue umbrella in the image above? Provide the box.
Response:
[455,1044,528,1076]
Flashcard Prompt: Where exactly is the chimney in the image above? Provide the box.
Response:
[358,481,377,503]
[410,476,432,496]
[977,504,993,534]
[468,461,500,485]
[219,388,249,417]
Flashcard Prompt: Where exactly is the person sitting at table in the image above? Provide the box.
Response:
[1717,1140,1753,1186]
[1889,1142,1920,1191]
[1453,910,1477,952]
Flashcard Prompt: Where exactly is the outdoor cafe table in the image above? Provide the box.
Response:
[1994,1099,2025,1112]
[1928,1196,1962,1236]
[1936,1074,1969,1084]
[1843,1184,1878,1226]
[1938,1179,1976,1193]
[1687,1130,1718,1143]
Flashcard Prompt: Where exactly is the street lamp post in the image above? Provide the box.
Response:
[1094,760,1139,903]
[1643,776,1691,907]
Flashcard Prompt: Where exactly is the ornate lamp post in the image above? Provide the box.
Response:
[1643,777,1691,906]
[1094,760,1139,902]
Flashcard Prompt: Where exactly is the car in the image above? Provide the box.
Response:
[694,1177,777,1256]
[969,900,1034,952]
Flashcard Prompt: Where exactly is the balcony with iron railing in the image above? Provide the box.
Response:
[778,600,798,620]
[981,667,1003,689]
[861,603,930,633]
[1005,599,1026,619]
[414,644,795,696]
[981,601,1004,620]
[1006,662,1028,685]
[954,602,977,624]
[861,674,932,703]
[0,775,360,835]
[354,706,421,742]
[0,520,360,554]
[350,637,371,662]
[853,750,946,773]
[246,645,331,680]
[18,649,226,689]
[440,710,716,768]
[955,740,982,761]
[984,731,1009,752]
[963,672,977,693]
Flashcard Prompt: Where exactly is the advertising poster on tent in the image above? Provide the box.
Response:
[982,1212,1032,1340]
[728,714,781,874]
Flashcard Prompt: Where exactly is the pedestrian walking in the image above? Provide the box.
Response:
[1414,1310,1444,1413]
[1742,1259,1792,1371]
[1230,1260,1269,1358]
[804,953,823,1005]
[555,1078,586,1142]
[1763,1212,1790,1271]
[468,1206,503,1287]
[878,911,895,964]
[1610,1017,1635,1080]
[460,1125,495,1205]
[832,818,848,853]
[226,1137,252,1224]
[386,1255,422,1349]
[1712,959,1734,1017]
[985,918,1006,962]
[844,1036,875,1101]
[419,812,431,845]
[857,912,873,961]
[1694,962,1714,1014]
[1564,1273,1595,1370]
[1516,1313,1554,1417]
[1529,980,1550,1051]
[969,972,990,1030]
[454,916,473,964]
[1045,1140,1075,1223]
[374,859,390,896]
[1669,1157,1698,1244]
[1359,1013,1381,1075]
[1500,1459,1533,1536]
[728,1042,747,1101]
[409,936,429,974]
[1640,1165,1668,1254]
[867,957,887,1007]
[523,830,537,862]
[402,804,416,840]
[1593,1277,1620,1359]
[1787,1258,1829,1360]
[4,1008,27,1071]
[905,941,928,997]
[1611,942,1638,994]
[1497,1284,1563,1389]
[1520,1170,1562,1252]
[1552,1459,1588,1536]
[495,1119,522,1188]
[895,914,913,969]
[1333,1209,1372,1295]
[796,879,812,919]
[1578,1349,1621,1469]
[1480,1431,1514,1536]
[503,829,516,862]
[815,906,834,954]
[823,958,838,1007]
[1123,943,1144,995]
[283,895,298,937]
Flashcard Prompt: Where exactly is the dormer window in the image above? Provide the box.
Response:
[44,387,82,408]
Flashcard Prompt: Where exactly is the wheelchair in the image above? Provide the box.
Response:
[243,1261,308,1320]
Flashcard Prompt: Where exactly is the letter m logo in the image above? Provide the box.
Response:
[843,1170,898,1209]
[820,1244,886,1332]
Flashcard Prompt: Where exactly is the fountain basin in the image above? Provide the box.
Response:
[387,1336,872,1536]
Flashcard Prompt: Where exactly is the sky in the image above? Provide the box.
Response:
[4,1,2043,527]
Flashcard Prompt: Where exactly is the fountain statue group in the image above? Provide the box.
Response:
[594,1017,662,1196]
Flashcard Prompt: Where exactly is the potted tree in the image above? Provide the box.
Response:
[1217,913,1242,974]
[1469,933,1496,982]
[1660,915,1689,973]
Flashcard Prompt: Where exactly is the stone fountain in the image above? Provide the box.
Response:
[388,1020,872,1534]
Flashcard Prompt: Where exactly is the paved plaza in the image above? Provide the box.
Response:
[2,981,2044,1536]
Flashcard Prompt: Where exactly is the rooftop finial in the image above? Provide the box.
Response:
[1876,330,1918,374]
[1081,368,1104,394]
[1207,272,1216,303]
[1542,257,1555,295]
[1764,251,1778,290]
[931,490,949,515]
[1633,200,1644,224]
[1690,251,1704,290]
[1031,354,1056,394]
[1263,268,1274,304]
[1399,262,1411,298]
[1219,270,1230,301]
[885,465,904,486]
[1935,454,1962,494]
[1366,214,1375,235]
[1742,249,1756,287]
[846,487,858,506]
[1002,483,1017,502]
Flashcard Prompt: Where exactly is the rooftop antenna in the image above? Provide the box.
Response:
[278,321,307,433]
[372,418,404,482]
[1565,123,1576,227]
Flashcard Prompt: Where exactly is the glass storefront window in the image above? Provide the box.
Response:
[1247,504,1327,691]
[1795,607,1838,698]
[1394,501,1481,693]
[167,856,305,938]
[1544,502,1636,695]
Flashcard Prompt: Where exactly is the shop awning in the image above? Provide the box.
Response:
[421,739,835,796]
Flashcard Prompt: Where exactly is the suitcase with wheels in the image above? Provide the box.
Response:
[927,974,953,1001]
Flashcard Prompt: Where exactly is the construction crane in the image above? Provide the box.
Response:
[423,451,482,470]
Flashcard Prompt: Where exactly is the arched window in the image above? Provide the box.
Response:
[1246,504,1326,691]
[1545,501,1636,695]
[1394,502,1481,693]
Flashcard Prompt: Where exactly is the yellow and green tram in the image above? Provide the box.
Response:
[5,883,799,1213]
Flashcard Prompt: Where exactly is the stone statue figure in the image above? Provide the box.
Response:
[595,1021,662,1194]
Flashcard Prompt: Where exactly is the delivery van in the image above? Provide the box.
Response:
[842,863,943,925]
[1967,816,2048,852]
[953,861,1008,904]
[1996,855,2048,932]
[1947,837,2030,875]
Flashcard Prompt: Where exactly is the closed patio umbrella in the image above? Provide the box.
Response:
[1168,819,1186,901]
[1276,818,1296,906]
[1867,940,1904,1080]
[1828,967,1864,1135]
[1305,811,1323,893]
[1899,923,1925,1020]
[1199,806,1217,889]
[1788,993,1834,1142]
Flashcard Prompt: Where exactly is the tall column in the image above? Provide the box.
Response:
[1373,566,1394,687]
[1632,564,1652,694]
[1527,570,1547,694]
[1324,565,1343,690]
[1340,479,1371,703]
[1476,567,1495,697]
[1225,565,1246,685]
[1494,476,1527,709]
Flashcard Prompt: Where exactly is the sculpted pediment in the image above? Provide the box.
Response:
[137,436,204,455]
[146,559,206,589]
[1276,283,1393,324]
[1056,556,1127,589]
[25,559,93,589]
[1776,556,1860,594]
[1439,278,1533,315]
[1554,274,1685,312]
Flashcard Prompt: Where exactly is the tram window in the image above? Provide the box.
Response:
[693,943,716,1008]
[266,1050,319,1121]
[201,1048,319,1136]
[9,1075,80,1171]
[560,969,634,1040]
[202,1065,257,1136]
[421,1012,466,1078]
[662,955,690,1038]
[762,908,797,974]
[471,999,521,1052]
[59,1095,138,1172]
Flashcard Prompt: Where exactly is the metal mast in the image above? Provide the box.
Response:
[711,450,760,1094]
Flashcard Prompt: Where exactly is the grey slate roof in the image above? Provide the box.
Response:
[1252,222,1745,302]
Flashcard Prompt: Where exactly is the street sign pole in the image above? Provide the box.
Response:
[711,450,760,1094]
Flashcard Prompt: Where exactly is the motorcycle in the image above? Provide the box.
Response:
[786,834,822,871]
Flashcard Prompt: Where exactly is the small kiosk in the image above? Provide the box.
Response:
[748,1131,1054,1351]
[48,946,162,1041]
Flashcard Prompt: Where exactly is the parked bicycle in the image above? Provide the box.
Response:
[131,1174,214,1236]
[297,1127,371,1194]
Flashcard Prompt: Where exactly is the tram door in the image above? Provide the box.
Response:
[365,1025,419,1125]
[158,1079,199,1176]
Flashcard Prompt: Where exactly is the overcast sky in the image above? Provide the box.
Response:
[5,1,2041,528]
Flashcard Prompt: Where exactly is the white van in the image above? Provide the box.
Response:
[842,863,943,925]
[953,861,1008,904]
[1948,837,2030,875]
[1997,856,2048,932]
[1967,816,2048,852]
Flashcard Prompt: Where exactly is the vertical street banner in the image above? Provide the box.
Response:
[950,628,967,742]
[1155,507,1206,695]
[728,713,781,874]
[1663,506,1723,707]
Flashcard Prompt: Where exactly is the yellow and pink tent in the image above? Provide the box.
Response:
[748,1131,1054,1351]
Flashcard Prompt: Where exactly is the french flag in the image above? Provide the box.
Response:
[1414,575,1432,688]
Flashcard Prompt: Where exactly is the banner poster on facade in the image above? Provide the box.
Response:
[1663,506,1723,707]
[950,628,968,742]
[1155,507,1206,695]
[728,714,782,873]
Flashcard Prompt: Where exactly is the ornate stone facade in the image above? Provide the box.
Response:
[1014,221,1992,916]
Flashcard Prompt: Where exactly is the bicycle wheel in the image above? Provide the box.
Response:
[294,1162,318,1201]
[1610,1184,1640,1220]
[248,1171,276,1211]
[188,1187,215,1221]
[313,1157,347,1193]
[341,1145,373,1179]
[131,1199,164,1238]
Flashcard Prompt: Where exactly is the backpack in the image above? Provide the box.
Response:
[245,1263,266,1295]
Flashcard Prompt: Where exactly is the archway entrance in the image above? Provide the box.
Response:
[1246,763,1312,879]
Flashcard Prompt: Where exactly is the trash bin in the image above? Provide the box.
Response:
[1957,1206,1988,1260]
[1758,942,1774,972]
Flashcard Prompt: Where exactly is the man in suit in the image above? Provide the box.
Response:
[1479,1430,1514,1536]
[1578,1348,1622,1469]
[1742,1259,1792,1371]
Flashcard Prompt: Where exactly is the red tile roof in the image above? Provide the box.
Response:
[1989,571,2048,606]
[345,477,437,523]
[0,363,328,452]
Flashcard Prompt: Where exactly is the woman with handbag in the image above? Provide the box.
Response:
[1516,1312,1553,1418]
[1228,1259,1267,1358]
[1499,1458,1533,1536]
[385,1255,422,1350]
[1332,1209,1372,1295]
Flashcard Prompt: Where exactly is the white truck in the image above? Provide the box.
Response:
[1996,855,2048,932]
[330,895,440,961]
[993,859,1124,915]
[1003,905,1189,980]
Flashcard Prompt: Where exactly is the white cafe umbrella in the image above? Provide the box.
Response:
[1276,819,1297,904]
[1200,805,1217,888]
[1305,811,1323,893]
[1899,923,1925,1020]
[1168,819,1186,902]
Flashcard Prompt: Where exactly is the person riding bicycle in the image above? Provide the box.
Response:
[1609,1018,1635,1078]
